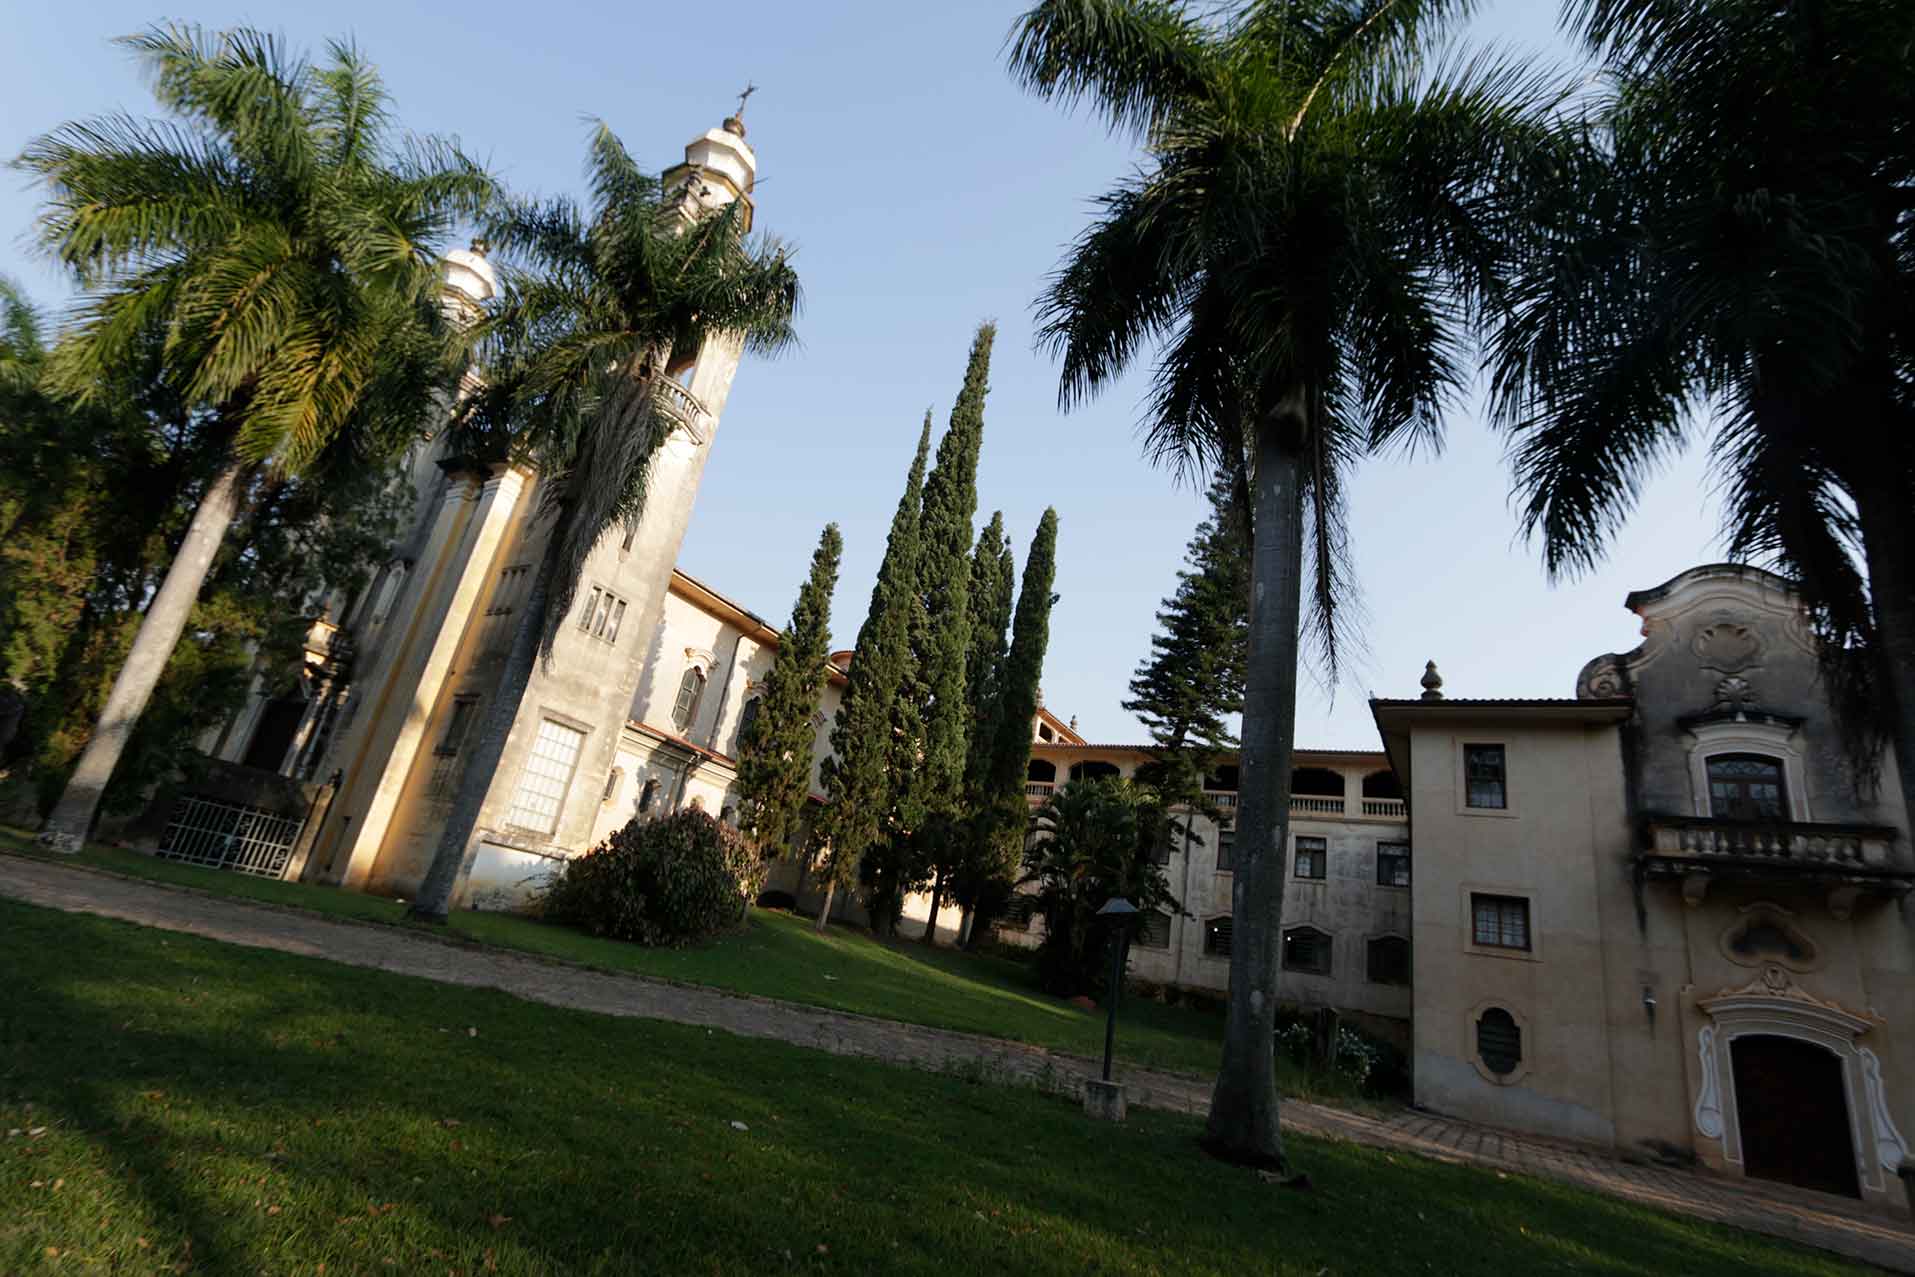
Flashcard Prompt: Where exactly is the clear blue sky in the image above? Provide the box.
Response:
[1,1,1726,750]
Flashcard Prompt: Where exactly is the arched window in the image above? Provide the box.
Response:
[1068,760,1120,783]
[672,666,706,733]
[1291,767,1346,797]
[1476,1007,1522,1076]
[736,697,762,747]
[1367,935,1411,985]
[1026,758,1057,783]
[1203,915,1233,957]
[1361,769,1402,799]
[1282,925,1332,975]
[1707,754,1787,822]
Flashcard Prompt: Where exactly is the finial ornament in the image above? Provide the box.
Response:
[469,236,489,257]
[1420,660,1444,701]
[723,82,757,138]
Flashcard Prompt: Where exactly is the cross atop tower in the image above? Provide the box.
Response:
[724,83,757,139]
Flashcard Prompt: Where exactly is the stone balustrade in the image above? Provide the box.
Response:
[1645,816,1899,868]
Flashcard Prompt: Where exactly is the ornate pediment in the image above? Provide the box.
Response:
[1699,964,1882,1036]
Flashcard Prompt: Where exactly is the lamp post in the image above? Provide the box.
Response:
[1096,896,1137,1083]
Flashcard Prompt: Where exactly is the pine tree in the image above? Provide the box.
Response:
[966,506,1059,946]
[816,418,930,932]
[1124,475,1250,810]
[735,522,841,858]
[909,324,994,938]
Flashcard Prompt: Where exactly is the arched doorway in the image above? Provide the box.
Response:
[1730,1035,1859,1198]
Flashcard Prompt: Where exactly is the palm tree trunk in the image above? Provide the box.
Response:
[406,522,564,922]
[815,877,836,934]
[1202,424,1302,1173]
[921,865,946,944]
[1852,474,1915,830]
[38,455,255,852]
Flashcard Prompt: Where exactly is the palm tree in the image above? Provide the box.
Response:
[1488,0,1915,813]
[1007,0,1555,1168]
[404,123,800,923]
[17,26,493,851]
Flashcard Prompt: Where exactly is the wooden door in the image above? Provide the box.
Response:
[1731,1034,1859,1198]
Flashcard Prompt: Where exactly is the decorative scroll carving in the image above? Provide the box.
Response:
[1694,1026,1723,1139]
[1858,1047,1911,1172]
[1576,653,1628,700]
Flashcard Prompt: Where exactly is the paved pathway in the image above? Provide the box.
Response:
[3,852,1911,1272]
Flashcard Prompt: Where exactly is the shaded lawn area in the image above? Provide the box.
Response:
[0,831,1235,1080]
[0,901,1864,1277]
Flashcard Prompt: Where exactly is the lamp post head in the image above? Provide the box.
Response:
[1098,897,1138,918]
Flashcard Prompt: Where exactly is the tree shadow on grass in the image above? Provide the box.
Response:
[0,900,1865,1277]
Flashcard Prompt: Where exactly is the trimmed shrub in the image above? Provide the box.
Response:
[539,809,764,947]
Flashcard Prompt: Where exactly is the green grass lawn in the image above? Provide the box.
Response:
[0,899,1864,1276]
[0,829,1243,1081]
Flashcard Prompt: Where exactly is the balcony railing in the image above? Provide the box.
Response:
[1186,791,1406,822]
[1644,816,1900,869]
[1024,782,1054,798]
[1290,795,1345,816]
[1361,798,1407,818]
[655,379,713,445]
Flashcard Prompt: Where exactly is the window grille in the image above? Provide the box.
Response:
[1204,915,1233,957]
[1215,824,1235,871]
[1136,910,1172,950]
[1376,841,1411,887]
[1367,935,1411,985]
[482,565,530,654]
[673,666,706,732]
[427,695,481,801]
[507,718,586,835]
[1477,1007,1522,1076]
[1294,836,1327,880]
[1465,744,1507,809]
[1283,926,1331,974]
[1471,893,1531,950]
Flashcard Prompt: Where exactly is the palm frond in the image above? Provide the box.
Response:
[1006,0,1220,140]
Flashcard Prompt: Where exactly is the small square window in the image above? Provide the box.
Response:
[1471,893,1531,951]
[1465,744,1507,809]
[1367,935,1411,985]
[1376,842,1411,887]
[1203,915,1233,957]
[1294,836,1326,880]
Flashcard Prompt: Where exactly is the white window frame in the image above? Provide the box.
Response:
[505,716,588,836]
[1460,884,1542,963]
[1685,721,1809,821]
[1454,738,1520,818]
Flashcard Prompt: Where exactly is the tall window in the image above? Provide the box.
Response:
[736,697,762,747]
[482,564,530,653]
[1707,754,1787,822]
[1282,925,1332,975]
[638,778,659,813]
[1476,1007,1522,1076]
[672,666,706,732]
[1376,841,1411,887]
[1214,824,1235,871]
[1471,893,1531,951]
[1203,915,1233,957]
[1464,744,1507,809]
[506,719,586,835]
[1294,835,1326,880]
[578,585,627,645]
[427,696,480,800]
[1367,935,1411,985]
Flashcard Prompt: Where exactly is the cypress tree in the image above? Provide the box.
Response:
[948,512,1015,941]
[816,418,930,932]
[966,506,1059,946]
[735,522,842,859]
[1124,474,1250,809]
[908,323,994,939]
